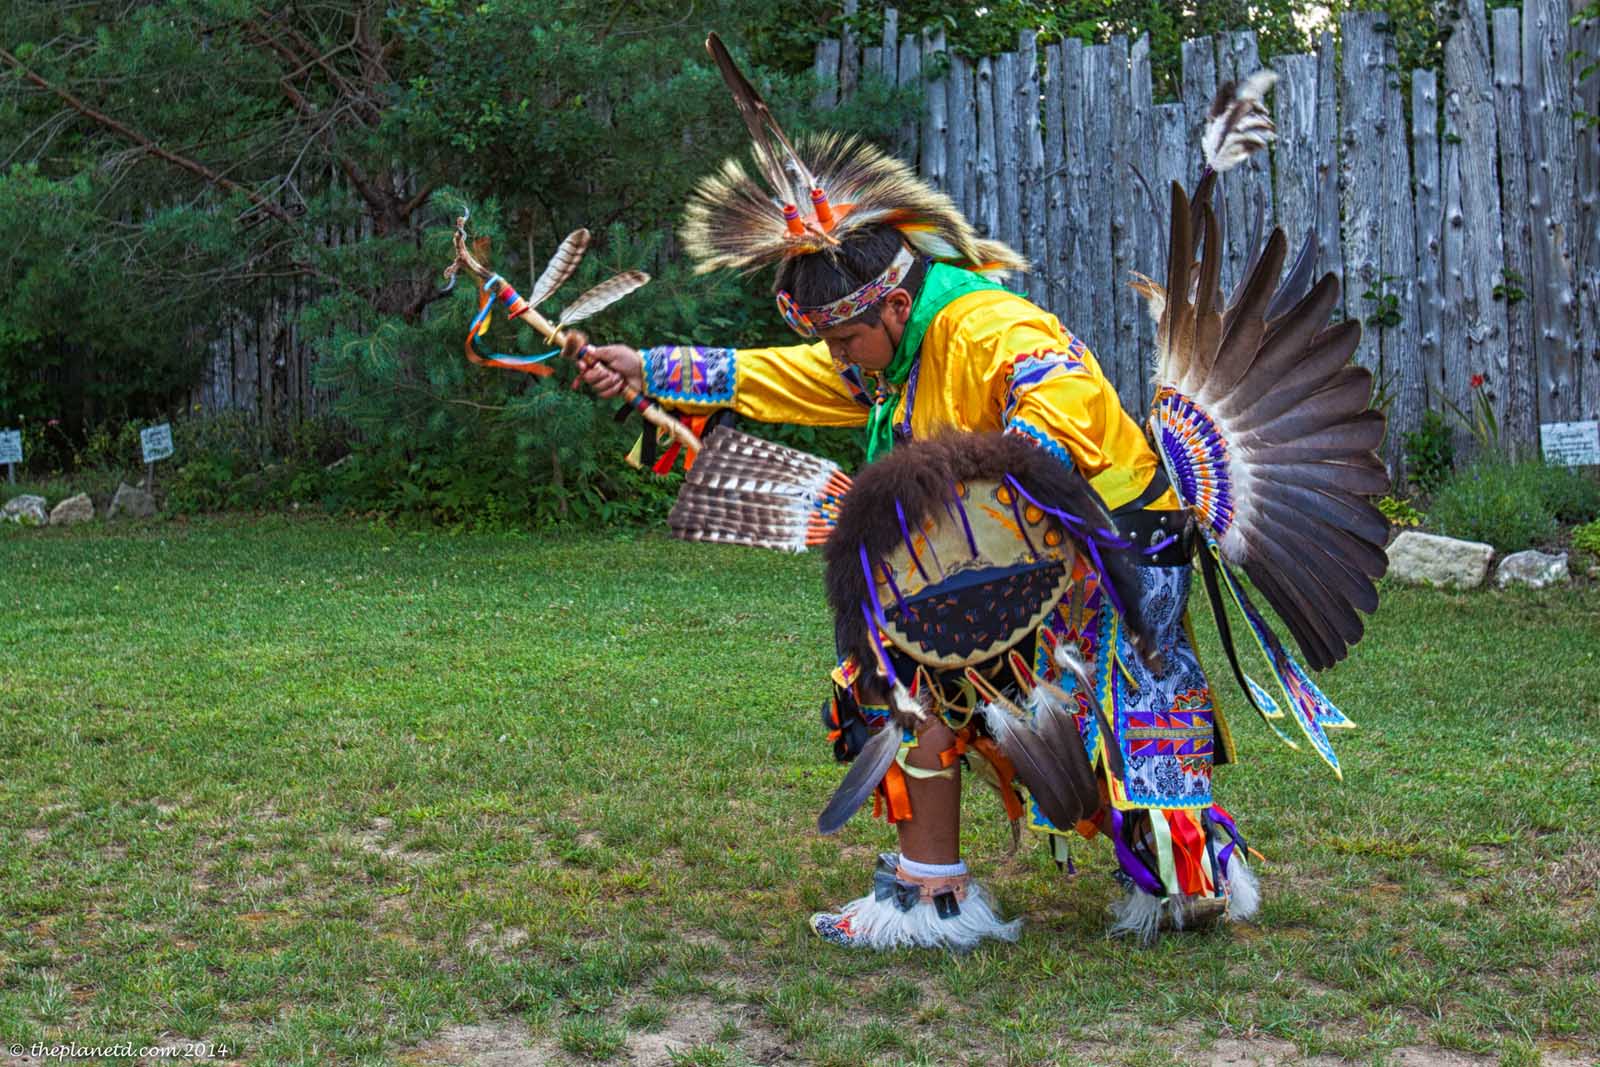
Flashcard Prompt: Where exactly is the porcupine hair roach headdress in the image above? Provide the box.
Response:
[684,34,1027,337]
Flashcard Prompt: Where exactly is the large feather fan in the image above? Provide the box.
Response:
[1145,178,1390,672]
[686,35,1026,278]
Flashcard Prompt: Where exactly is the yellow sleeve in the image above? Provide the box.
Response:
[990,326,1177,511]
[639,343,868,428]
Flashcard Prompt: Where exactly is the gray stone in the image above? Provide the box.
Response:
[1495,549,1569,589]
[107,482,157,520]
[1386,531,1495,589]
[2,494,48,526]
[48,493,94,525]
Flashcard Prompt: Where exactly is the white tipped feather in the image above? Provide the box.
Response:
[555,270,650,329]
[1202,70,1278,173]
[528,228,590,307]
[1129,271,1167,327]
[1226,852,1261,921]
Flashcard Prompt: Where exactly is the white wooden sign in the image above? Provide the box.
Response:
[0,430,20,465]
[1539,420,1600,467]
[140,423,174,463]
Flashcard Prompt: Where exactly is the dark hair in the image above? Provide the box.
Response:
[774,224,927,324]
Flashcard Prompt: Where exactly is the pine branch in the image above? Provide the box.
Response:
[0,46,297,226]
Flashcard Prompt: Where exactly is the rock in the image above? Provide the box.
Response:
[107,482,157,520]
[2,494,48,526]
[1386,531,1495,590]
[1495,549,1569,589]
[48,493,94,525]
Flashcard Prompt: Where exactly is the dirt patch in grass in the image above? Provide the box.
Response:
[1542,837,1600,900]
[466,923,530,960]
[399,997,795,1067]
[1205,1036,1346,1066]
[400,1019,558,1066]
[347,817,440,866]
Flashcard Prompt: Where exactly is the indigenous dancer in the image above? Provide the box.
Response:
[579,43,1388,949]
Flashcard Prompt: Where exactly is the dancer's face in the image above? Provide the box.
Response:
[818,289,912,372]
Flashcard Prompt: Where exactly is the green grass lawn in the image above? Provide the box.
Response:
[1,517,1596,1067]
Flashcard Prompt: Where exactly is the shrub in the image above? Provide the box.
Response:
[1377,496,1424,527]
[1402,410,1454,495]
[1574,519,1600,559]
[1532,464,1600,525]
[1427,461,1559,552]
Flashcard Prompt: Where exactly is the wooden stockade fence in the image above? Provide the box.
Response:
[192,2,1598,473]
[818,0,1600,468]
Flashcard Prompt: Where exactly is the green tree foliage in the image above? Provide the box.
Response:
[0,0,907,519]
[0,0,1470,523]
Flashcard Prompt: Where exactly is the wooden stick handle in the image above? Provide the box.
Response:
[452,226,702,453]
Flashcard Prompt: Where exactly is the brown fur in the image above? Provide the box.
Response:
[824,431,1150,671]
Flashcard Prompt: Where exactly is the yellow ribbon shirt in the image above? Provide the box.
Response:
[638,287,1177,512]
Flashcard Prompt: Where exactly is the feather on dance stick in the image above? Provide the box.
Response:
[555,270,651,330]
[448,221,701,453]
[529,228,590,307]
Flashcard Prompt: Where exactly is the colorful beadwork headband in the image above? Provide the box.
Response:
[776,246,916,338]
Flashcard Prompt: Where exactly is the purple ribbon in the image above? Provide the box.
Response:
[894,498,931,581]
[1109,808,1165,897]
[946,485,980,558]
[1208,804,1245,874]
[1002,474,1137,623]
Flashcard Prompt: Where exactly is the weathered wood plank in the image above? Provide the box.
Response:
[814,39,841,110]
[1127,34,1155,409]
[1106,34,1140,412]
[1217,31,1270,296]
[1058,39,1089,328]
[1180,36,1218,180]
[1042,41,1066,321]
[880,7,898,85]
[1339,12,1387,377]
[1522,0,1581,424]
[1081,44,1116,377]
[1151,104,1188,202]
[1440,0,1510,447]
[1491,8,1537,454]
[1412,70,1445,431]
[1018,31,1049,306]
[1577,9,1600,419]
[1272,53,1318,251]
[839,0,859,102]
[974,56,1000,240]
[896,34,921,163]
[993,51,1023,256]
[946,55,974,221]
[1379,48,1421,473]
[920,29,948,193]
[1313,31,1344,317]
[1440,0,1507,449]
[863,46,882,79]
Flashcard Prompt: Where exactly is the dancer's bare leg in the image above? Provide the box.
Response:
[895,719,960,864]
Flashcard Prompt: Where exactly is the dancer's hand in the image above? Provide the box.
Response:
[579,344,643,398]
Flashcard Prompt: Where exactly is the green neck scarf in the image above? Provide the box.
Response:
[863,263,1005,462]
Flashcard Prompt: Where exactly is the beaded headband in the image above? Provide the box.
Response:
[775,246,916,338]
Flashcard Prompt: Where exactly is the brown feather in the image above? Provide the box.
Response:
[1205,228,1288,400]
[556,271,650,329]
[529,229,590,308]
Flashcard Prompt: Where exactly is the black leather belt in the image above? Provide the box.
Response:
[1107,466,1194,567]
[1112,507,1195,567]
